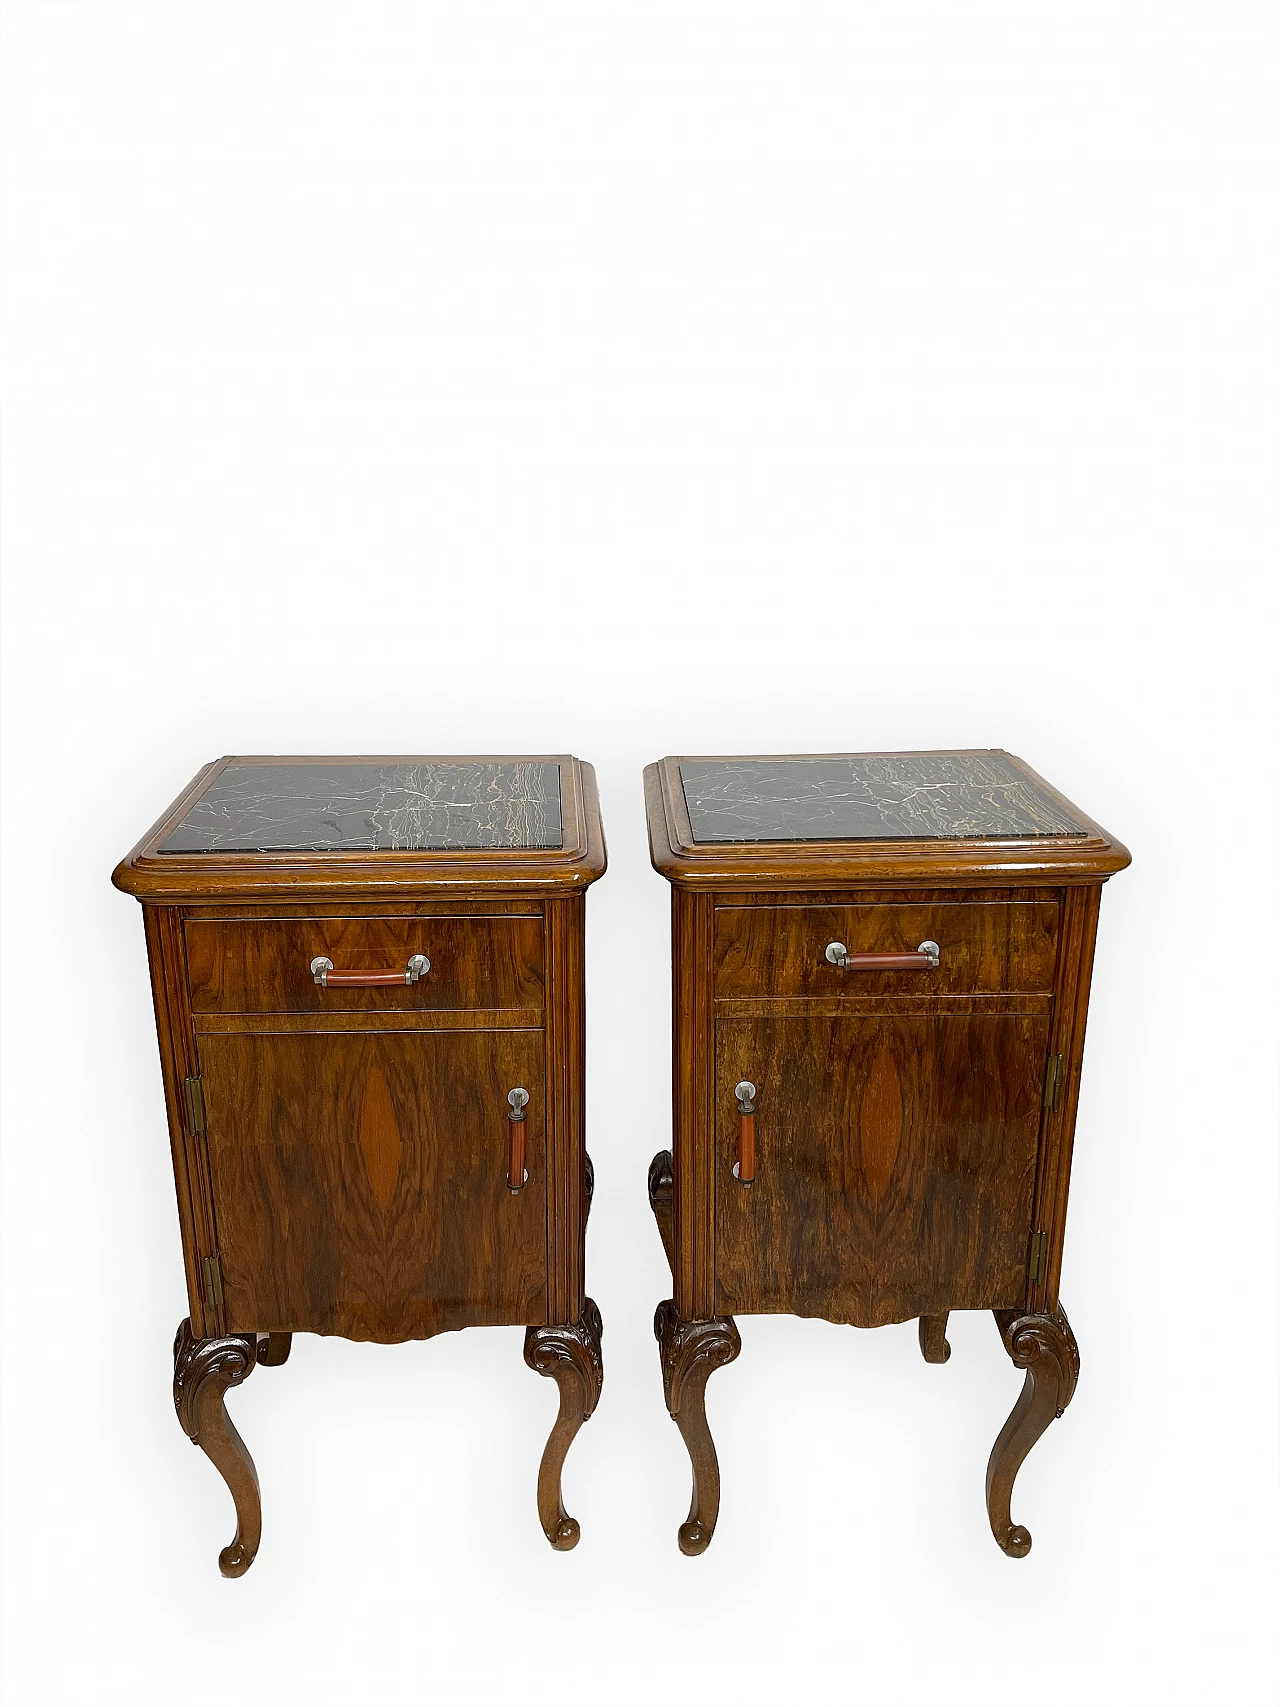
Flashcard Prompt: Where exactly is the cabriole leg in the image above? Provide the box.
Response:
[172,1318,261,1577]
[523,1300,604,1551]
[918,1312,952,1363]
[985,1305,1080,1557]
[654,1300,741,1556]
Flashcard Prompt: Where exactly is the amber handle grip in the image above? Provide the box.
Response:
[734,1080,757,1185]
[324,969,409,986]
[736,1112,756,1185]
[507,1087,529,1192]
[311,954,429,988]
[825,940,940,972]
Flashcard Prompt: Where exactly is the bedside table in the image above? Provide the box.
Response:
[643,751,1129,1556]
[114,755,606,1574]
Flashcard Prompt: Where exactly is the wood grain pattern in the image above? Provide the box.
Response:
[145,907,219,1337]
[672,888,716,1318]
[715,993,1052,1019]
[1030,884,1103,1312]
[714,901,1059,997]
[545,896,586,1324]
[713,1012,1049,1325]
[185,915,543,1014]
[196,1030,549,1340]
[193,1009,545,1035]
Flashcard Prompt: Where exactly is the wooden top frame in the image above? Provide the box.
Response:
[644,751,1129,891]
[113,755,607,903]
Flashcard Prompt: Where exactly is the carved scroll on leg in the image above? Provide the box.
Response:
[918,1313,952,1364]
[654,1299,741,1556]
[255,1332,292,1368]
[985,1306,1080,1557]
[172,1318,261,1578]
[523,1300,604,1551]
[647,1150,675,1275]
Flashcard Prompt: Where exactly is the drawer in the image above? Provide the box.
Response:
[185,915,544,1014]
[714,901,1059,998]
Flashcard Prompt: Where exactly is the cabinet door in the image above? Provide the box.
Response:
[197,1030,546,1340]
[714,1013,1050,1326]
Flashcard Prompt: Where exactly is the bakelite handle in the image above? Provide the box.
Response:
[507,1088,529,1192]
[825,940,940,972]
[734,1080,757,1185]
[311,954,430,988]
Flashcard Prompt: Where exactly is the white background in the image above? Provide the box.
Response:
[2,4,1277,1705]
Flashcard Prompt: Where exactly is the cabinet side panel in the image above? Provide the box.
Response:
[672,888,715,1317]
[1032,883,1103,1311]
[545,895,585,1324]
[143,905,218,1337]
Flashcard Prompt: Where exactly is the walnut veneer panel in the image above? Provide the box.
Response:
[198,1029,548,1341]
[714,901,1059,998]
[713,1011,1049,1326]
[186,915,543,1014]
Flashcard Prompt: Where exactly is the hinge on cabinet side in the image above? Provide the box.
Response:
[1043,1053,1064,1114]
[1028,1230,1049,1285]
[203,1254,224,1313]
[183,1075,206,1134]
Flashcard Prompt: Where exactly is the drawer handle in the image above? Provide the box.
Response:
[824,940,940,972]
[733,1080,757,1186]
[507,1088,530,1192]
[310,954,430,988]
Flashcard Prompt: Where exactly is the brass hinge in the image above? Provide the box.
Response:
[183,1075,206,1134]
[203,1253,224,1313]
[1043,1053,1064,1114]
[1028,1230,1049,1285]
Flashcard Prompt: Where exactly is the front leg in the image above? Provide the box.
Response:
[985,1306,1080,1557]
[654,1300,741,1556]
[523,1300,604,1551]
[172,1318,261,1577]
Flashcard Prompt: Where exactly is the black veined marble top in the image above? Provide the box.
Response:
[159,762,564,853]
[679,753,1087,844]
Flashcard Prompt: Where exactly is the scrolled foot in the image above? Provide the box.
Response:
[918,1313,951,1364]
[985,1305,1080,1558]
[172,1318,261,1577]
[524,1299,604,1550]
[654,1300,741,1556]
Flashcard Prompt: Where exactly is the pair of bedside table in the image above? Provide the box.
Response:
[114,749,1127,1574]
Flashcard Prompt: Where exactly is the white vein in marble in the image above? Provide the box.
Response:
[679,754,1086,843]
[159,762,563,852]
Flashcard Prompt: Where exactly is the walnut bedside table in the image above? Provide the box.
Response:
[113,755,606,1575]
[643,751,1129,1557]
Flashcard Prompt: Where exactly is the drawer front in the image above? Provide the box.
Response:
[186,915,543,1014]
[714,901,1059,998]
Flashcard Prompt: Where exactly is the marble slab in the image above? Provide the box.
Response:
[159,761,563,853]
[679,754,1087,843]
